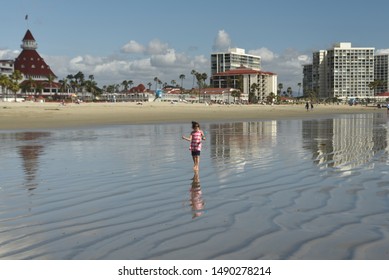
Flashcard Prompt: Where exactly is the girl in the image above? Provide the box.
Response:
[182,121,205,171]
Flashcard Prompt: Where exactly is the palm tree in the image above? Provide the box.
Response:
[25,76,36,97]
[59,78,69,95]
[154,77,158,90]
[231,89,240,103]
[287,87,292,98]
[122,80,129,92]
[147,82,152,90]
[297,82,302,96]
[0,74,11,100]
[249,83,258,103]
[74,71,85,94]
[179,74,185,89]
[368,80,385,95]
[47,74,56,97]
[128,80,133,90]
[191,69,197,88]
[10,70,23,101]
[267,92,276,104]
[171,80,176,87]
[195,72,208,102]
[277,83,283,96]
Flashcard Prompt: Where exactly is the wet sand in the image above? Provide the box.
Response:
[1,115,389,259]
[0,101,379,130]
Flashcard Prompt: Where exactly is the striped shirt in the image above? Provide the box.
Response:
[190,130,203,151]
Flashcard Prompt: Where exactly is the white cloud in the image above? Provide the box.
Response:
[248,47,277,62]
[146,39,169,55]
[212,30,231,52]
[121,40,145,53]
[376,49,389,55]
[5,30,308,92]
[0,49,19,59]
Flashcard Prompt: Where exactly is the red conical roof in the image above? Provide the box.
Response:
[15,29,57,78]
[23,29,36,41]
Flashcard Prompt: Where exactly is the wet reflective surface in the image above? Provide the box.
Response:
[1,113,389,259]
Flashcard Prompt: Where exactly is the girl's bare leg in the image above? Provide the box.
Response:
[193,156,200,170]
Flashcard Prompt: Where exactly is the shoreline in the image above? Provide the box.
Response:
[0,101,382,130]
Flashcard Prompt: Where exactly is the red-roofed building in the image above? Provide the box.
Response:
[14,29,60,96]
[211,66,277,103]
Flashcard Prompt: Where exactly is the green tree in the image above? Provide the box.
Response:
[368,80,385,94]
[10,70,23,101]
[47,74,56,96]
[195,72,208,102]
[154,77,159,90]
[0,74,11,100]
[267,92,276,104]
[231,89,241,103]
[191,69,197,88]
[297,82,302,96]
[277,83,283,96]
[287,87,292,97]
[59,78,70,95]
[179,74,185,89]
[121,80,129,92]
[249,83,258,103]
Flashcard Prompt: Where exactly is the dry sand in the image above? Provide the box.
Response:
[0,101,380,130]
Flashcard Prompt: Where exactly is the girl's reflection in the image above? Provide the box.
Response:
[189,170,205,219]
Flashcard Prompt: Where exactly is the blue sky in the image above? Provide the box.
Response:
[1,0,389,93]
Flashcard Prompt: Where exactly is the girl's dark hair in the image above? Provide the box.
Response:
[192,121,200,129]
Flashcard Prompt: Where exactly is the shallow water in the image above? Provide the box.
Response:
[1,113,389,260]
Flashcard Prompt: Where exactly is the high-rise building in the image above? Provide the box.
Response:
[211,48,261,76]
[302,64,313,94]
[304,42,375,100]
[374,54,389,94]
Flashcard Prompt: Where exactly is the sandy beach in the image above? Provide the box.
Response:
[0,101,380,130]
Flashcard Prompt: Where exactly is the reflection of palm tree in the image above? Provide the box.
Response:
[189,170,204,219]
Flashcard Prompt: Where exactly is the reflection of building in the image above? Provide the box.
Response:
[302,114,387,170]
[210,121,277,162]
[16,132,51,190]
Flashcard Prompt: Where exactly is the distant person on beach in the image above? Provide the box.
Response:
[305,102,309,111]
[310,103,314,110]
[182,121,205,171]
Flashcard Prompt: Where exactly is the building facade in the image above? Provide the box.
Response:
[374,54,389,94]
[0,60,14,95]
[304,42,375,100]
[211,48,261,76]
[14,29,60,96]
[211,66,277,102]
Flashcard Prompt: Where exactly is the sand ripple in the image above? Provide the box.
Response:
[1,114,389,259]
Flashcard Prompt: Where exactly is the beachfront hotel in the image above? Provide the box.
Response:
[374,54,389,94]
[210,66,277,103]
[303,42,375,101]
[210,48,277,102]
[0,29,60,99]
[211,48,261,75]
